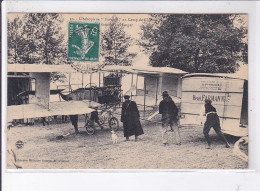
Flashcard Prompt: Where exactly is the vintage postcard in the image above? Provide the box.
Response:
[6,13,248,169]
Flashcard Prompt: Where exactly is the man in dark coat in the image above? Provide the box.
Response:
[121,95,144,141]
[202,99,230,149]
[159,91,181,146]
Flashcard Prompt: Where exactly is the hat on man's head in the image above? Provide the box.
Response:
[124,95,130,99]
[205,99,212,104]
[162,91,169,96]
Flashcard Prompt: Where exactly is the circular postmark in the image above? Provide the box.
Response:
[15,140,24,149]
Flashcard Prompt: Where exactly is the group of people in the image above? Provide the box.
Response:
[120,91,230,149]
[120,91,180,145]
[63,90,230,149]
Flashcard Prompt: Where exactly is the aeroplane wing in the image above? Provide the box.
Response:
[7,100,101,122]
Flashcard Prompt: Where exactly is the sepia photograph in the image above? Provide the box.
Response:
[6,13,248,169]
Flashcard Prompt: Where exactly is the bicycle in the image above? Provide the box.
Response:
[84,115,95,135]
[84,107,119,135]
[99,107,119,131]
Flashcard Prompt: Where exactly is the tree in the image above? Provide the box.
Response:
[8,17,24,64]
[8,13,67,81]
[101,15,136,66]
[22,13,66,65]
[140,14,248,73]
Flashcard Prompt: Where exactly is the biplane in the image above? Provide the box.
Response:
[7,64,100,123]
[8,64,248,138]
[101,65,248,138]
[101,65,188,119]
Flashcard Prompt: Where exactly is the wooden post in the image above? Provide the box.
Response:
[222,78,228,128]
[120,71,123,107]
[103,72,105,87]
[144,76,146,118]
[69,73,71,93]
[48,74,50,110]
[90,72,92,101]
[130,73,134,99]
[99,72,101,87]
[177,76,182,98]
[158,73,163,97]
[155,76,159,106]
[135,74,139,96]
[82,73,84,88]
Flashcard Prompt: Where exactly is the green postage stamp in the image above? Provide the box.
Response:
[68,22,100,62]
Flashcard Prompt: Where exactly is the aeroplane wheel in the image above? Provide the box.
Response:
[109,117,119,131]
[85,121,95,135]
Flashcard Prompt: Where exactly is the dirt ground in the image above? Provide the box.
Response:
[7,117,248,169]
